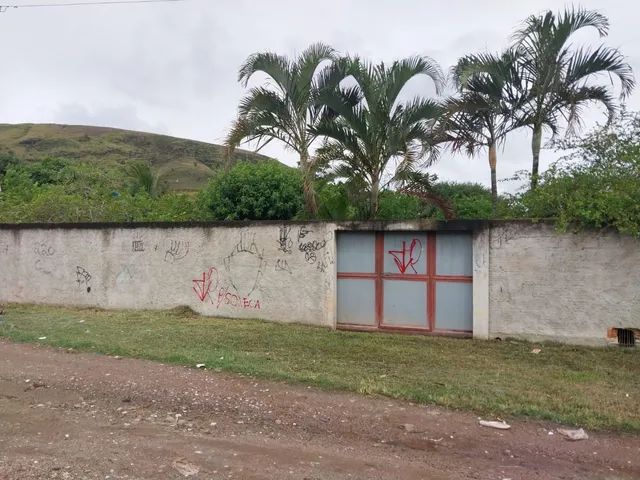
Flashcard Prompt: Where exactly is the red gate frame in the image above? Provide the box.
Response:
[337,231,472,337]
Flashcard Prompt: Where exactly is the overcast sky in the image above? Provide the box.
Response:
[1,0,638,192]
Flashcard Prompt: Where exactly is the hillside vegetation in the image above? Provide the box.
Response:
[0,123,272,192]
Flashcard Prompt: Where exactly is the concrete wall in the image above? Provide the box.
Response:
[1,221,638,345]
[489,222,640,345]
[0,223,337,327]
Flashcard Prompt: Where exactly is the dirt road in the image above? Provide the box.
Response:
[0,340,638,479]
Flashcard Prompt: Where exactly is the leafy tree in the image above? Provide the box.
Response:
[313,56,445,218]
[513,109,640,236]
[512,7,635,189]
[226,43,337,217]
[316,182,357,220]
[430,181,494,219]
[197,161,303,220]
[394,171,454,219]
[443,49,525,213]
[376,191,423,220]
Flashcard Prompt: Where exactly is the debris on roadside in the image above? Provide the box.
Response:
[557,428,589,441]
[172,458,200,477]
[24,381,47,392]
[479,420,511,430]
[531,348,542,354]
[399,423,417,433]
[196,364,205,369]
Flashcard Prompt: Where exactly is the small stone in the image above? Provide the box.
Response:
[557,428,589,441]
[479,420,511,430]
[400,423,417,433]
[171,459,199,477]
[196,364,205,369]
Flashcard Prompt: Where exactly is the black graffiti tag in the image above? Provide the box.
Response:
[76,266,92,293]
[298,239,326,264]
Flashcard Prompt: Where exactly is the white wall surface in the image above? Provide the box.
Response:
[0,223,337,327]
[489,222,640,345]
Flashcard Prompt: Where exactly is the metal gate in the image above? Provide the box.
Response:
[336,231,473,335]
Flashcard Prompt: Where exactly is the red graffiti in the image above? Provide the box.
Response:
[216,286,261,310]
[388,239,422,274]
[192,267,217,302]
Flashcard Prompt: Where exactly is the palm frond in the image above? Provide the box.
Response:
[295,43,337,91]
[386,55,445,102]
[565,45,635,98]
[563,84,617,134]
[238,52,292,90]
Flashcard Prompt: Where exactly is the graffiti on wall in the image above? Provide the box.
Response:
[275,258,292,274]
[223,233,267,297]
[76,266,92,293]
[297,227,327,264]
[34,242,55,257]
[192,267,218,302]
[316,251,335,273]
[164,239,190,264]
[216,285,261,310]
[130,232,146,253]
[34,241,55,275]
[115,265,135,288]
[191,266,263,310]
[388,239,422,274]
[277,226,293,254]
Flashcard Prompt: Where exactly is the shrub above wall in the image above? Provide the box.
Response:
[197,161,304,221]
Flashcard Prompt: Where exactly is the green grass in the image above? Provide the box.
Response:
[1,304,639,432]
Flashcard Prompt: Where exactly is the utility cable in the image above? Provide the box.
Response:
[0,0,184,12]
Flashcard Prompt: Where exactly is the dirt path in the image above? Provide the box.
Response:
[0,340,638,479]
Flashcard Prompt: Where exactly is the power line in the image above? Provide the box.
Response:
[0,0,184,12]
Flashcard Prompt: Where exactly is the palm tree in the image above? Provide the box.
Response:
[312,56,445,218]
[127,162,161,198]
[443,50,525,212]
[512,7,635,189]
[226,43,337,216]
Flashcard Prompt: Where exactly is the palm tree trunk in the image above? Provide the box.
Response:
[370,178,380,219]
[531,124,543,190]
[299,152,318,217]
[488,143,497,216]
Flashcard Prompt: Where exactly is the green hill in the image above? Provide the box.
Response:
[0,123,273,191]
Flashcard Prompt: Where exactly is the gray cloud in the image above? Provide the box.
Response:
[0,0,638,193]
[52,103,168,133]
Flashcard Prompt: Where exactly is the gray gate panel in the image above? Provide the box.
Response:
[436,233,472,276]
[382,280,427,327]
[337,279,376,325]
[337,232,375,273]
[435,282,473,331]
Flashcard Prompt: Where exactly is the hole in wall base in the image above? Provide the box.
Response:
[607,327,638,347]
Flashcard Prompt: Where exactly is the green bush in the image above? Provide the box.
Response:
[0,158,199,223]
[197,161,304,220]
[512,110,640,236]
